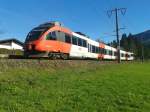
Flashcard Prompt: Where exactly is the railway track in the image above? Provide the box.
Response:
[0,54,126,65]
[0,54,132,66]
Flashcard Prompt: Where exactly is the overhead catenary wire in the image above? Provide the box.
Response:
[86,0,116,41]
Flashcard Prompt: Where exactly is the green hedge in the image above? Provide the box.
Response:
[0,48,23,55]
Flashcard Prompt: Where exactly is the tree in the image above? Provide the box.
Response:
[144,44,150,59]
[134,38,142,57]
[108,32,150,59]
[127,33,137,53]
[120,33,128,51]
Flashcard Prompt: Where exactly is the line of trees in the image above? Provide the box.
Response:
[108,33,150,59]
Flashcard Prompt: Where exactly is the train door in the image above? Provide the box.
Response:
[125,53,128,61]
[56,31,65,52]
[88,43,90,52]
[87,44,93,58]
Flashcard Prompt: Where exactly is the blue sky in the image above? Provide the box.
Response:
[0,0,150,42]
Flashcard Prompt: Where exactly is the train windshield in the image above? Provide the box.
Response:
[25,27,49,42]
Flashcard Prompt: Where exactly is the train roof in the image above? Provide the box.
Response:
[39,21,62,28]
[75,32,90,38]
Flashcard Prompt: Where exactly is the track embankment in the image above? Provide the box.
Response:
[0,59,118,71]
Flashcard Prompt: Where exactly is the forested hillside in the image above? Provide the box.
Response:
[108,31,150,59]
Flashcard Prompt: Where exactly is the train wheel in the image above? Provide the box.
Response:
[48,53,56,60]
[51,54,57,60]
[61,53,69,60]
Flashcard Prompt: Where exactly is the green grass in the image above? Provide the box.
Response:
[0,60,150,112]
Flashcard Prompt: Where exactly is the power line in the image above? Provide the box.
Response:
[107,8,127,63]
[87,0,116,42]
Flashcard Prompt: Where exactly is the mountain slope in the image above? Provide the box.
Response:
[134,30,150,45]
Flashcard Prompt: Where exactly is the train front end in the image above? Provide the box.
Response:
[24,22,58,58]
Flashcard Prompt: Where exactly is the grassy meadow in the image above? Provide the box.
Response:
[0,60,150,112]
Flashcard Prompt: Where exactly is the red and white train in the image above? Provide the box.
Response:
[24,22,134,60]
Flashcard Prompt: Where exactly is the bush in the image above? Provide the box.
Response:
[0,48,23,55]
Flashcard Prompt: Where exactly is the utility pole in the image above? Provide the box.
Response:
[107,8,127,63]
[115,8,121,63]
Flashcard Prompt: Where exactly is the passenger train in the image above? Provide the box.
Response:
[24,22,134,60]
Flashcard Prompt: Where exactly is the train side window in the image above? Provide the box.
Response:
[100,48,104,54]
[83,40,87,48]
[96,47,99,53]
[46,31,57,40]
[65,34,71,43]
[114,52,117,56]
[104,49,107,55]
[112,51,114,56]
[107,50,109,55]
[121,53,125,57]
[99,48,102,54]
[92,46,94,53]
[105,49,109,55]
[103,49,105,54]
[99,48,101,53]
[72,36,77,45]
[92,46,96,53]
[78,38,82,46]
[109,50,112,55]
[102,49,105,54]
